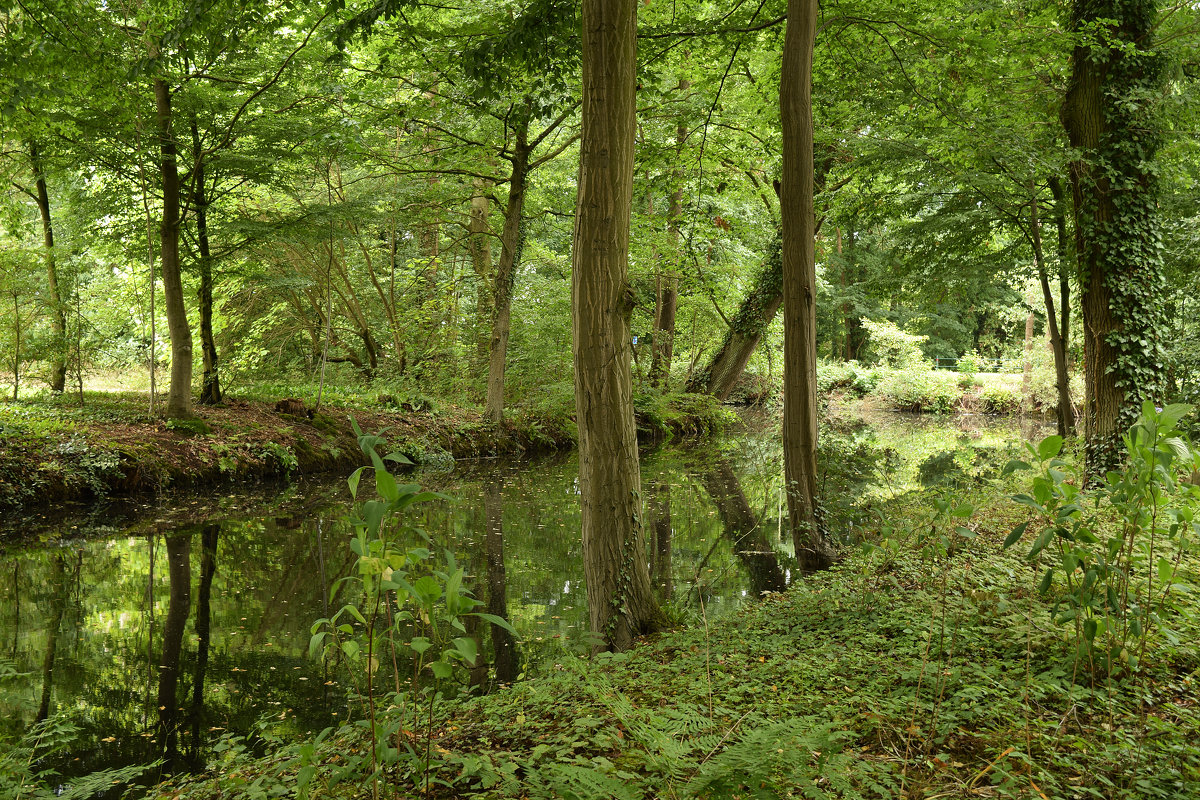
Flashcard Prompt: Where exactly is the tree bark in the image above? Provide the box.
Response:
[574,0,664,652]
[190,122,221,405]
[780,0,834,572]
[1061,0,1164,479]
[469,180,495,365]
[485,121,530,423]
[154,77,194,419]
[29,141,67,393]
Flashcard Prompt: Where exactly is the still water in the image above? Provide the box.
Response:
[0,408,1049,784]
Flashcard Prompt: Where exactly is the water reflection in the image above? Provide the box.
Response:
[0,409,1049,787]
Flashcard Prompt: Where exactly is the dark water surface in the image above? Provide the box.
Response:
[0,409,1050,786]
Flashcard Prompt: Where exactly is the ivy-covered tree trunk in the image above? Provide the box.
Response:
[780,0,834,572]
[154,76,195,420]
[29,140,67,393]
[484,120,530,424]
[191,122,221,405]
[685,236,782,399]
[573,0,665,652]
[1061,0,1165,479]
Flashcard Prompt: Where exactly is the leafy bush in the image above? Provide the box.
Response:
[876,365,958,413]
[1004,403,1200,676]
[979,385,1022,414]
[860,318,928,368]
[817,360,880,398]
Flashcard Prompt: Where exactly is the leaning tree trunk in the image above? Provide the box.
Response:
[154,77,194,420]
[29,141,67,393]
[685,235,782,399]
[780,0,834,572]
[485,121,530,424]
[574,0,664,652]
[191,122,221,405]
[469,180,494,365]
[1061,0,1165,480]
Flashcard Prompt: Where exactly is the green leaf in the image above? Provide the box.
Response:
[1003,521,1029,549]
[1037,567,1054,594]
[429,660,453,680]
[955,526,976,539]
[1027,528,1054,560]
[1037,436,1064,460]
[409,636,433,655]
[1083,618,1098,642]
[452,636,478,664]
[473,612,518,635]
[348,466,366,498]
[1157,557,1174,586]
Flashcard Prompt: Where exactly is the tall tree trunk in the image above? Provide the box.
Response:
[157,535,191,766]
[485,121,530,423]
[1029,189,1073,435]
[29,141,67,393]
[11,293,20,401]
[1061,0,1164,479]
[190,122,221,405]
[781,0,833,572]
[1048,175,1072,362]
[154,77,194,420]
[574,0,664,652]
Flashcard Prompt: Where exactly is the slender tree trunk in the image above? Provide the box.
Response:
[1029,190,1073,435]
[1022,311,1035,413]
[190,122,221,405]
[11,293,19,401]
[154,77,194,420]
[157,535,191,766]
[485,123,530,423]
[574,0,664,652]
[1048,175,1072,362]
[781,0,833,572]
[29,141,67,393]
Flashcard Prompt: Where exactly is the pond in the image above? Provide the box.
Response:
[0,407,1051,790]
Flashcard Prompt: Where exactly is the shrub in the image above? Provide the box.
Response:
[860,318,927,368]
[979,385,1022,414]
[876,365,958,413]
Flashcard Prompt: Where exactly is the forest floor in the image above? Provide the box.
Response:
[0,387,731,515]
[153,484,1200,799]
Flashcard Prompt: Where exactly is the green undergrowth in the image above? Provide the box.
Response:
[153,495,1200,799]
